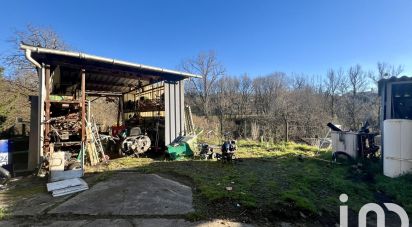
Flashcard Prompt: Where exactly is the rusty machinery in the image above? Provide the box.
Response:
[118,127,151,157]
[328,122,379,162]
[198,138,238,163]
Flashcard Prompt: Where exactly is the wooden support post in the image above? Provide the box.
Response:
[44,65,51,154]
[120,95,124,125]
[81,69,86,143]
[117,96,122,126]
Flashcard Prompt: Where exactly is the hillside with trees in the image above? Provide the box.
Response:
[182,52,404,142]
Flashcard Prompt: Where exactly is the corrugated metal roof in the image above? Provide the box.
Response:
[20,43,201,79]
[378,76,412,84]
[378,76,412,95]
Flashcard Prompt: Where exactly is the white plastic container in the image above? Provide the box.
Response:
[383,119,412,178]
[331,131,358,159]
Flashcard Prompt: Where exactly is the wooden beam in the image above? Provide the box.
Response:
[85,91,123,97]
[119,96,124,126]
[117,96,121,127]
[86,82,133,92]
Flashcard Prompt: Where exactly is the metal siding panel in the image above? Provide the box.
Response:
[177,82,182,136]
[170,83,176,142]
[175,82,181,136]
[164,83,170,145]
[180,81,185,135]
[160,81,185,145]
[175,82,182,136]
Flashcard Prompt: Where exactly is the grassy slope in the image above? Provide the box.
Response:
[87,140,412,224]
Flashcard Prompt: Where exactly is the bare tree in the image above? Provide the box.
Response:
[238,74,253,116]
[289,77,327,140]
[348,65,366,95]
[0,25,69,131]
[3,24,69,94]
[324,68,344,119]
[214,76,238,135]
[291,73,309,90]
[369,62,404,83]
[253,73,286,115]
[345,65,367,129]
[184,64,380,140]
[181,51,225,117]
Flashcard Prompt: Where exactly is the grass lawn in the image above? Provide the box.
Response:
[87,140,412,225]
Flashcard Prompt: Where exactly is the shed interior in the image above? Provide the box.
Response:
[42,58,181,155]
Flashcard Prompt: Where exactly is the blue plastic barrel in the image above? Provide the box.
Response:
[0,140,9,166]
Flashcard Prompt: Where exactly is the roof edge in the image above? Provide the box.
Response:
[20,43,202,79]
[378,76,412,96]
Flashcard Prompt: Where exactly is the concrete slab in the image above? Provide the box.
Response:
[48,173,194,215]
[0,219,255,227]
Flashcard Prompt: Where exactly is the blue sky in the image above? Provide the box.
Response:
[1,0,412,77]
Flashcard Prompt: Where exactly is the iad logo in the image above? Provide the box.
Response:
[339,194,409,227]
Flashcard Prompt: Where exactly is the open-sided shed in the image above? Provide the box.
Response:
[21,44,200,170]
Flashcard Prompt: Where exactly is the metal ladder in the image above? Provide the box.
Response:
[91,117,108,163]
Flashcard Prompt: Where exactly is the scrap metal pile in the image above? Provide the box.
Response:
[198,140,238,162]
[328,121,379,162]
[49,113,81,142]
[38,110,84,177]
[124,96,164,112]
[40,101,105,177]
